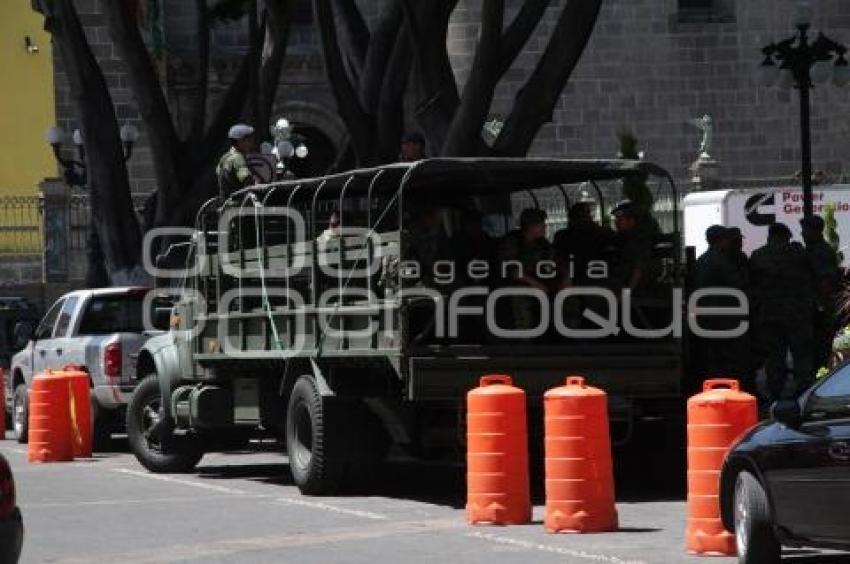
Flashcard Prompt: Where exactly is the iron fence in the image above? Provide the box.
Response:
[0,195,42,255]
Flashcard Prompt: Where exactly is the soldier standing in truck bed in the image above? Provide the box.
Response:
[750,222,815,401]
[216,124,257,199]
[608,200,654,292]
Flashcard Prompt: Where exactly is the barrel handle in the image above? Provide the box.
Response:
[703,378,739,392]
[62,364,84,373]
[566,376,586,387]
[479,375,513,387]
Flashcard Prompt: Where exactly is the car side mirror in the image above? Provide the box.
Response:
[13,321,35,349]
[771,399,802,428]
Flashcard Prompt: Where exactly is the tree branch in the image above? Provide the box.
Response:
[376,23,412,161]
[357,1,402,114]
[257,0,294,139]
[101,0,182,201]
[197,20,266,172]
[313,0,376,164]
[442,0,503,156]
[402,0,460,153]
[498,0,551,76]
[333,0,369,78]
[48,0,143,276]
[494,0,602,156]
[189,0,211,144]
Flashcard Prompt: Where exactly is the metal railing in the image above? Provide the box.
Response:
[0,195,42,255]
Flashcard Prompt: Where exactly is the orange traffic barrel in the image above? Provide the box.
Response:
[466,374,531,525]
[27,371,73,463]
[543,376,618,533]
[62,366,92,458]
[686,379,757,555]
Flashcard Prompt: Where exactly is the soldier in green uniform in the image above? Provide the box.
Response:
[692,226,752,390]
[498,208,562,332]
[800,215,841,372]
[216,124,257,199]
[750,223,815,401]
[609,200,654,292]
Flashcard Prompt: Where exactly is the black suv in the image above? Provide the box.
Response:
[720,362,850,563]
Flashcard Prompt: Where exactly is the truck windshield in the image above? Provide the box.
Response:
[78,294,171,335]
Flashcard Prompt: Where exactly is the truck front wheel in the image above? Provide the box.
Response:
[127,374,203,473]
[285,375,344,495]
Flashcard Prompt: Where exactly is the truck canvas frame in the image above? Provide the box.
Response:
[128,158,683,495]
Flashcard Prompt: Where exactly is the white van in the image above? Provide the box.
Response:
[683,185,850,262]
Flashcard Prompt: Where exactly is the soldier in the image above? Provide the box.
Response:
[553,202,613,286]
[608,200,654,292]
[498,208,562,332]
[216,124,257,199]
[800,215,841,371]
[750,223,815,401]
[692,226,752,390]
[725,227,750,288]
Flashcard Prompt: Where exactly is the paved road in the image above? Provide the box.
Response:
[2,433,847,564]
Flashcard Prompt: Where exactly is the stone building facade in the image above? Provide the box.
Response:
[52,0,850,192]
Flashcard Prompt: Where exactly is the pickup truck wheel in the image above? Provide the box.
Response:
[13,385,28,444]
[127,375,203,473]
[285,376,344,495]
[734,471,780,564]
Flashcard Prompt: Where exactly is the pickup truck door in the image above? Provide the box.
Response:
[32,298,65,375]
[49,296,79,370]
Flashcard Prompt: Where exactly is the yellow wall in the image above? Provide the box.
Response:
[0,4,56,196]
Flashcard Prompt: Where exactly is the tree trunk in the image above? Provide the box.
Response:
[46,0,146,285]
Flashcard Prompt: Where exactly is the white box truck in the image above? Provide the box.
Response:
[683,185,850,262]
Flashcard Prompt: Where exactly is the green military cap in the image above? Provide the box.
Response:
[611,200,639,218]
[228,123,255,140]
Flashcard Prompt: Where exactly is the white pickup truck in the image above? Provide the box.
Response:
[5,287,171,446]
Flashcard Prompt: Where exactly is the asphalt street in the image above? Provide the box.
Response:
[1,432,847,564]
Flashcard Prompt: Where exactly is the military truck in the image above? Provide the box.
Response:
[127,158,686,495]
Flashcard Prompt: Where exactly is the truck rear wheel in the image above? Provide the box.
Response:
[127,374,203,473]
[285,375,345,495]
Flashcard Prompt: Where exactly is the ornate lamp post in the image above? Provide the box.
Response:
[45,124,140,187]
[760,0,850,218]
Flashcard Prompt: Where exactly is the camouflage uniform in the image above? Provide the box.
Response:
[806,237,840,370]
[750,238,815,400]
[692,246,752,386]
[498,231,555,330]
[216,147,253,199]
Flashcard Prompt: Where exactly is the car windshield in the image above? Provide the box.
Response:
[77,294,170,335]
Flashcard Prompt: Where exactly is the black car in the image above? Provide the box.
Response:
[0,452,23,563]
[720,363,850,563]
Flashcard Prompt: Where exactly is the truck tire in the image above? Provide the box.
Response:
[127,374,203,473]
[285,375,344,495]
[13,385,28,444]
[734,471,781,564]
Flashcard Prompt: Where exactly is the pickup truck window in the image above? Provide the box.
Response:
[54,297,79,337]
[77,294,167,335]
[35,299,64,340]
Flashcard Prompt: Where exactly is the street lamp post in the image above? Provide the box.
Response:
[760,1,850,219]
